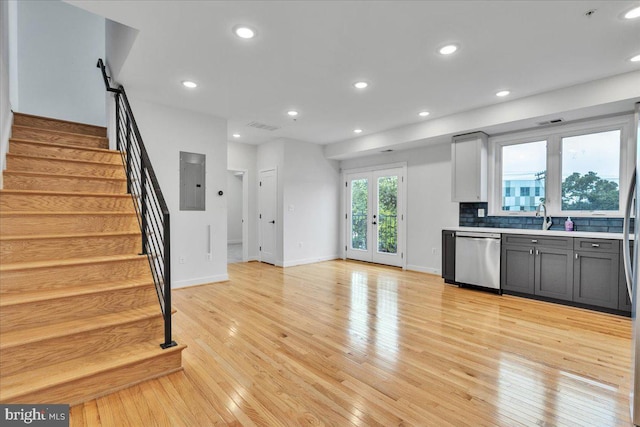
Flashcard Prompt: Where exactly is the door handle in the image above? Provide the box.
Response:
[269,220,275,224]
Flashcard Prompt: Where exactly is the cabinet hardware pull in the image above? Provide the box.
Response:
[575,253,579,259]
[591,244,600,248]
[529,249,533,255]
[531,239,538,243]
[536,249,539,256]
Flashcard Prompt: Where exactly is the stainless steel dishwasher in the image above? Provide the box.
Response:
[455,231,501,290]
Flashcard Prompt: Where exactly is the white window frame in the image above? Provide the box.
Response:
[488,114,634,218]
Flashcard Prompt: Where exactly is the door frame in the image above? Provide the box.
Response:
[342,162,407,269]
[226,167,249,262]
[258,167,278,265]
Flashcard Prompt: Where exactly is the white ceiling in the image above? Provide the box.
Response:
[69,1,640,148]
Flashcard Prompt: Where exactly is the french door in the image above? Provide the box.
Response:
[345,167,405,267]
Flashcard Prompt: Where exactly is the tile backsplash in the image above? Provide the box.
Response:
[459,202,632,233]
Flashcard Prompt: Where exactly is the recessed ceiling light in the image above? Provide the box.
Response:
[232,133,240,138]
[182,81,197,89]
[233,25,256,39]
[287,110,298,117]
[418,111,430,117]
[496,90,511,97]
[631,54,640,62]
[439,44,458,55]
[353,81,369,89]
[354,129,363,134]
[624,6,640,19]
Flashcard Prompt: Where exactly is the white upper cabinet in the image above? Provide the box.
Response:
[451,132,488,202]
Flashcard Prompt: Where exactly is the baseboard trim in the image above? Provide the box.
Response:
[172,274,229,289]
[406,265,440,276]
[281,255,339,268]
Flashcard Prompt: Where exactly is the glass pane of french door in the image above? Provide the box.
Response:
[350,177,369,251]
[376,175,398,254]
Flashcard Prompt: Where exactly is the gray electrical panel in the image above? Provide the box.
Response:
[179,151,206,211]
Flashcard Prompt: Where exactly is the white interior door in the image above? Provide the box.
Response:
[259,169,277,265]
[346,167,404,267]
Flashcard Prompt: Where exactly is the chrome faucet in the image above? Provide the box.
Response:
[536,202,552,230]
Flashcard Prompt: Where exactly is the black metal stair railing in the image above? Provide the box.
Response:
[97,58,176,349]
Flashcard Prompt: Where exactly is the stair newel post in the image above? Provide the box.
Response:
[140,163,148,256]
[161,214,176,349]
[125,114,132,195]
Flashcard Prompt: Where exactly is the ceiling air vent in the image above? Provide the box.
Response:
[246,121,280,132]
[537,118,564,126]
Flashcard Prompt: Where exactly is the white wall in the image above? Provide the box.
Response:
[0,0,13,188]
[256,139,340,267]
[226,171,243,244]
[282,140,340,267]
[341,143,458,275]
[16,1,105,126]
[228,142,259,260]
[128,95,228,287]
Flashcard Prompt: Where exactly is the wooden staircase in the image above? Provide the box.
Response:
[0,113,184,405]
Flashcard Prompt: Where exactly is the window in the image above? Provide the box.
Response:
[561,130,620,212]
[489,115,633,217]
[500,141,546,212]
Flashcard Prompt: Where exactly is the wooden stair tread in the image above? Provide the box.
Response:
[0,253,147,272]
[7,152,122,168]
[0,305,164,349]
[0,211,136,216]
[12,124,108,142]
[0,279,154,307]
[0,189,133,198]
[13,113,107,137]
[3,170,126,182]
[9,138,118,154]
[0,343,186,401]
[0,230,141,241]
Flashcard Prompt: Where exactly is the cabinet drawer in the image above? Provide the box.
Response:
[574,238,619,254]
[503,234,572,249]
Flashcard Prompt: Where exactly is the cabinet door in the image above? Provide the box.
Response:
[573,251,619,309]
[451,133,487,202]
[442,230,456,284]
[619,241,633,312]
[535,247,573,301]
[501,245,535,294]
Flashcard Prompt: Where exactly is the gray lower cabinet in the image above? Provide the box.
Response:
[501,245,535,294]
[501,235,573,301]
[536,247,573,301]
[441,230,456,284]
[573,238,620,310]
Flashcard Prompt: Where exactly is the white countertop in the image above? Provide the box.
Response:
[446,226,628,240]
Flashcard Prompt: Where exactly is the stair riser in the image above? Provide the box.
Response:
[0,285,158,333]
[3,173,127,193]
[12,126,108,149]
[0,192,135,212]
[13,114,107,138]
[1,234,142,263]
[6,155,126,179]
[0,258,152,292]
[0,350,183,406]
[10,140,121,164]
[0,214,139,236]
[0,316,164,377]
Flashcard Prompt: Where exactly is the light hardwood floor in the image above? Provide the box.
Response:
[70,260,632,426]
